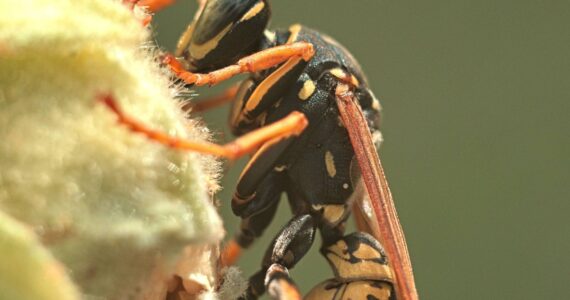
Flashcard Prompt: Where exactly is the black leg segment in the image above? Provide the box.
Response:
[242,214,317,299]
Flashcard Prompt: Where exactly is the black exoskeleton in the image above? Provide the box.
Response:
[175,1,396,299]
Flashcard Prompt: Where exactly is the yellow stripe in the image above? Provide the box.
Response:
[287,24,302,44]
[325,151,337,177]
[240,1,265,21]
[240,56,303,119]
[189,23,232,60]
[298,79,315,100]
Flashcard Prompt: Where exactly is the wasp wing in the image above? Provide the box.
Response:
[335,84,419,300]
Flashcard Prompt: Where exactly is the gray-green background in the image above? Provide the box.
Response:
[153,1,570,299]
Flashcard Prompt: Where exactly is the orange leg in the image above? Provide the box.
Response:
[182,85,239,113]
[99,94,308,160]
[124,0,206,28]
[133,0,175,13]
[127,0,206,25]
[163,42,315,86]
[266,264,302,300]
[219,239,242,268]
[135,0,207,13]
[122,0,154,26]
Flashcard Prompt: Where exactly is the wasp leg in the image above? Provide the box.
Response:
[98,94,307,160]
[163,42,314,86]
[241,214,316,300]
[182,85,239,113]
[222,114,305,265]
[221,202,279,267]
[134,0,174,12]
[221,198,279,267]
[121,0,154,26]
[221,172,284,267]
[129,0,205,27]
[134,0,204,13]
[221,191,280,267]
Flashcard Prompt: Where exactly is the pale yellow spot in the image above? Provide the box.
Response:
[298,79,315,100]
[371,92,382,111]
[189,23,232,60]
[329,68,347,80]
[240,1,265,21]
[373,101,381,113]
[325,151,337,178]
[264,29,276,43]
[274,165,286,172]
[343,183,349,189]
[322,205,345,224]
[351,75,360,86]
[287,24,302,43]
[312,204,323,211]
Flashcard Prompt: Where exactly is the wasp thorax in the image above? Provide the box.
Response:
[183,0,271,72]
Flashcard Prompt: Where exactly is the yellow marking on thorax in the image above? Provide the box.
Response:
[322,205,346,224]
[325,151,337,177]
[330,68,347,80]
[350,75,360,86]
[287,24,302,44]
[240,1,265,21]
[241,56,303,117]
[298,79,316,100]
[189,23,232,60]
[330,68,360,86]
[372,97,382,111]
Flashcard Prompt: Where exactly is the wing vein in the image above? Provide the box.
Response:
[335,84,418,300]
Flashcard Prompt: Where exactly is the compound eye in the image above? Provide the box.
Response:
[192,0,260,45]
[186,0,270,71]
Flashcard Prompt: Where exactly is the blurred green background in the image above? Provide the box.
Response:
[153,1,570,299]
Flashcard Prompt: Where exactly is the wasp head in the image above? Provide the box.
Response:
[180,0,271,72]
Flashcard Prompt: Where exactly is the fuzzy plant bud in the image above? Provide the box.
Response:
[0,0,224,299]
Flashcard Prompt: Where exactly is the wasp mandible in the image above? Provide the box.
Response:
[106,0,419,299]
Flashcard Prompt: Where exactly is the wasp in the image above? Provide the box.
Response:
[104,0,419,299]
